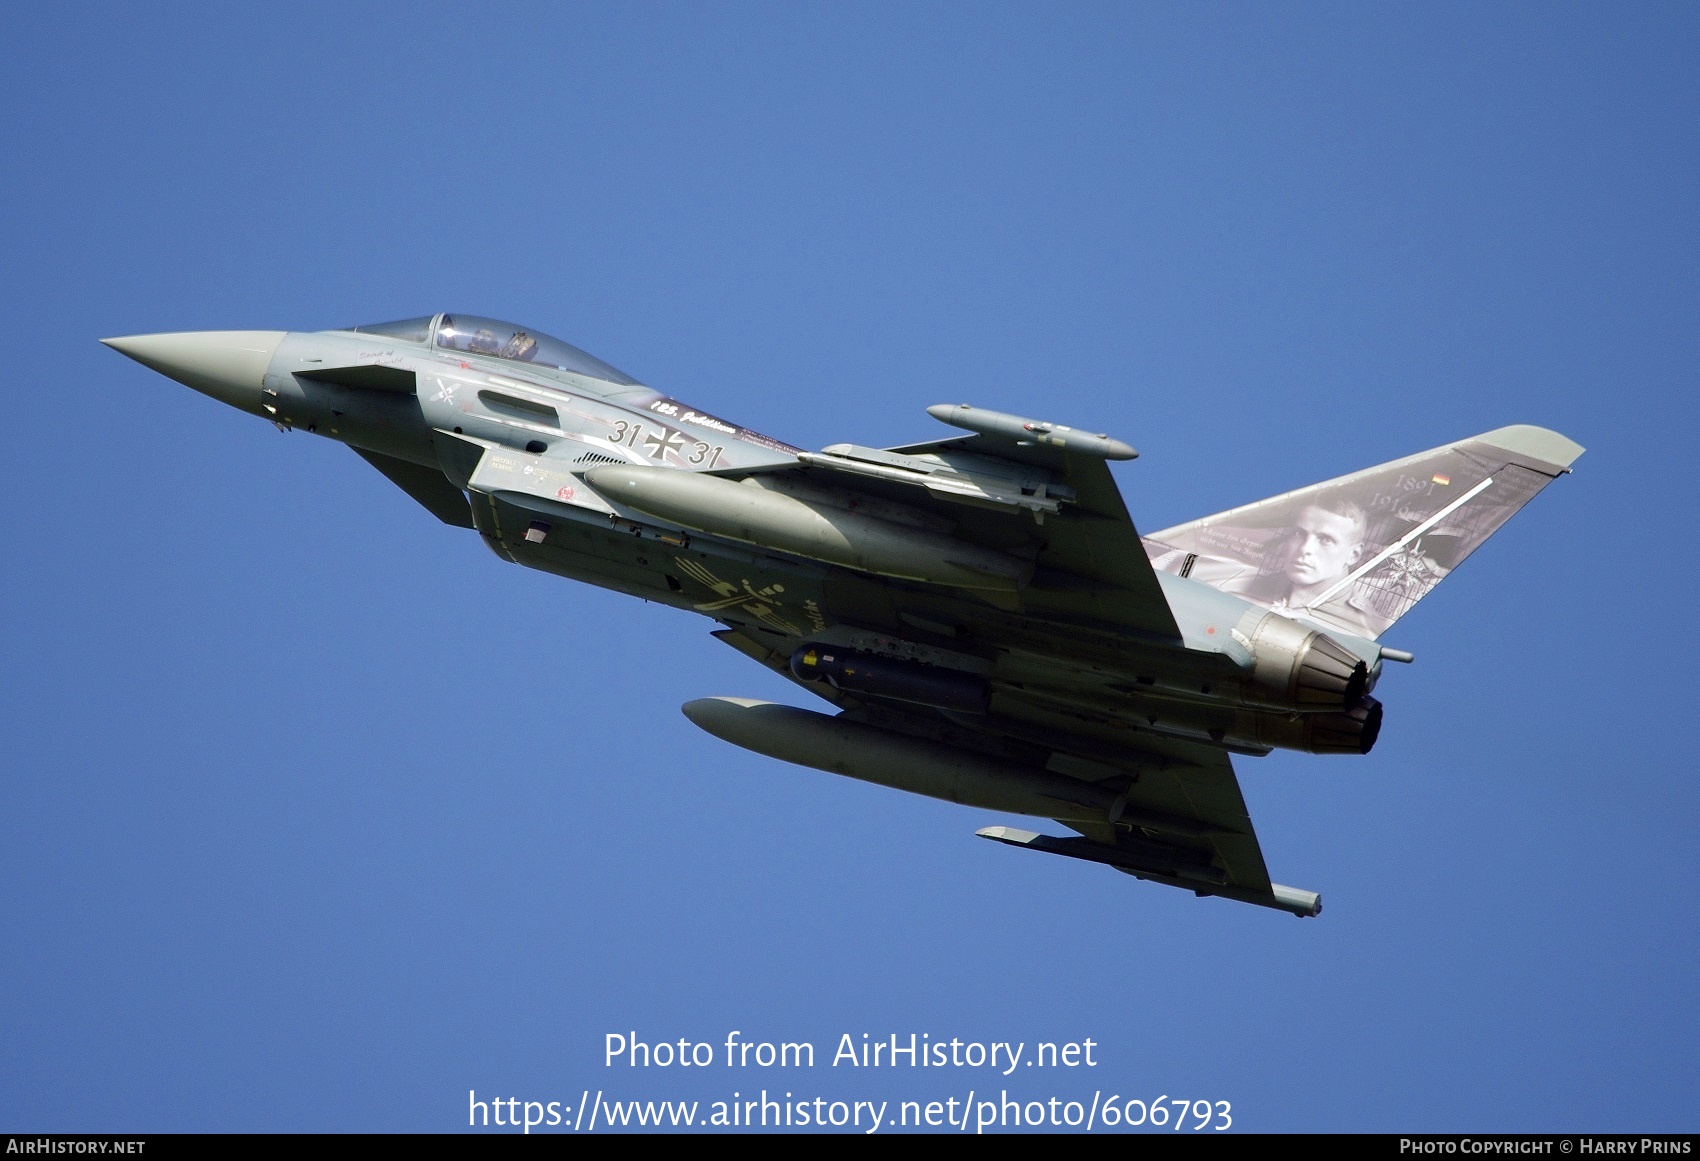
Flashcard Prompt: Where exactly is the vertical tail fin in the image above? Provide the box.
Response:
[1143,426,1583,640]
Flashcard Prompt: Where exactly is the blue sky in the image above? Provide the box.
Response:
[1,1,1695,1132]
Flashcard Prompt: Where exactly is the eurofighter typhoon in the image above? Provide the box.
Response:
[103,316,1583,916]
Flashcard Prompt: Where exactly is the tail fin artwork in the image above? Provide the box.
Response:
[1142,426,1584,641]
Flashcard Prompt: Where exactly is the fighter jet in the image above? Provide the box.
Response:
[102,315,1583,916]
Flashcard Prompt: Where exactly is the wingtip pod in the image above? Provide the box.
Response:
[1271,885,1323,918]
[976,825,1041,844]
[927,403,1137,460]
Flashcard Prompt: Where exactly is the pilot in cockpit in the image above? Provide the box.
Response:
[466,327,502,355]
[502,330,539,361]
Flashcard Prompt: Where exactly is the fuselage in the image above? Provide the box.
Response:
[104,314,1388,761]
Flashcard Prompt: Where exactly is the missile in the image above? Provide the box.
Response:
[584,465,1030,590]
[680,697,1119,822]
[927,404,1137,460]
[788,645,990,714]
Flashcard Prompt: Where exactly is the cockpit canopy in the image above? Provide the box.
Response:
[340,314,641,385]
[436,314,640,384]
[344,316,434,343]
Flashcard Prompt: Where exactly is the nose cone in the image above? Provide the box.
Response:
[101,330,287,414]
